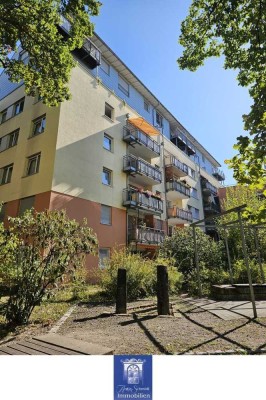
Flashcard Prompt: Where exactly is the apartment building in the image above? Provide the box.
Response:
[0,23,224,272]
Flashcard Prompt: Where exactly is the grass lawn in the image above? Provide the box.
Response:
[0,284,104,342]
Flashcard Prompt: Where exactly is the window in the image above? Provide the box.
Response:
[102,167,112,186]
[0,129,19,152]
[0,203,6,223]
[32,115,46,137]
[155,219,163,230]
[100,58,110,75]
[118,75,129,96]
[201,154,205,163]
[144,100,150,113]
[104,103,114,120]
[0,164,13,185]
[19,196,35,216]
[103,133,113,151]
[19,50,29,64]
[1,109,7,124]
[101,205,112,225]
[99,248,110,269]
[193,208,200,219]
[13,98,24,116]
[155,111,163,128]
[27,153,41,176]
[191,187,198,199]
[188,167,196,179]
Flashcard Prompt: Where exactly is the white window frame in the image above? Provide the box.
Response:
[155,111,163,128]
[0,129,19,152]
[144,100,150,113]
[100,204,112,225]
[99,248,110,269]
[103,133,113,152]
[13,98,24,116]
[32,115,46,137]
[27,153,41,176]
[0,164,13,185]
[102,167,112,186]
[118,75,129,97]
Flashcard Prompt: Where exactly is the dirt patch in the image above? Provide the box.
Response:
[56,297,266,355]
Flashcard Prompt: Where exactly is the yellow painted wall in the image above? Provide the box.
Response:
[53,64,165,217]
[0,86,60,202]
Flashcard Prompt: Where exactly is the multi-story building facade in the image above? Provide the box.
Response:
[0,26,224,273]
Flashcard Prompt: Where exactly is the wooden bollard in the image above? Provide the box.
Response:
[116,268,127,314]
[157,265,170,315]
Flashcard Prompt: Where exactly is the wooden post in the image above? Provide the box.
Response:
[157,265,170,315]
[238,211,257,318]
[116,268,127,314]
[192,226,202,297]
[224,229,233,285]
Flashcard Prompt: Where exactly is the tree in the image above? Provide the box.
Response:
[0,209,98,325]
[0,0,101,106]
[178,1,266,191]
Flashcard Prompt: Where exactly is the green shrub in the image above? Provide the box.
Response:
[232,259,264,283]
[187,264,231,296]
[100,249,183,301]
[1,209,98,325]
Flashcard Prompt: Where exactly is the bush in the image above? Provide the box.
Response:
[187,264,231,296]
[232,259,264,284]
[100,249,183,301]
[0,209,98,325]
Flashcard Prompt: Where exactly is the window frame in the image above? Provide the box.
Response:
[1,109,7,124]
[118,75,129,97]
[0,163,13,185]
[0,129,19,152]
[99,248,111,269]
[100,58,110,75]
[144,100,150,113]
[103,133,113,152]
[31,115,46,137]
[26,153,41,176]
[102,167,112,186]
[19,196,35,216]
[100,204,112,225]
[13,98,24,116]
[104,103,114,120]
[155,111,163,128]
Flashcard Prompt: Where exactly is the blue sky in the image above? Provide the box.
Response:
[91,0,251,184]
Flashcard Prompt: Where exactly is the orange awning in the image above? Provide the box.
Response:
[128,117,160,136]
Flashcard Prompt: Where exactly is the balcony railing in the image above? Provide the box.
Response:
[204,202,221,213]
[212,168,225,181]
[59,16,101,67]
[128,226,165,245]
[167,207,193,222]
[123,126,160,156]
[201,179,218,195]
[165,155,188,175]
[166,180,190,197]
[123,188,163,214]
[123,155,162,183]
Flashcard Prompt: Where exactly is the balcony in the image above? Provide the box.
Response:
[204,202,221,215]
[123,155,162,186]
[59,16,101,69]
[123,126,160,160]
[123,188,163,215]
[170,131,196,156]
[212,168,225,181]
[201,179,218,197]
[167,207,193,225]
[128,226,165,245]
[165,155,188,177]
[166,179,190,200]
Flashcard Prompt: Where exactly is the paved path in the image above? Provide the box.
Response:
[183,298,266,320]
[0,333,113,355]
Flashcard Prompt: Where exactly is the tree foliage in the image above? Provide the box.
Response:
[178,0,266,190]
[0,0,101,106]
[0,209,98,325]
